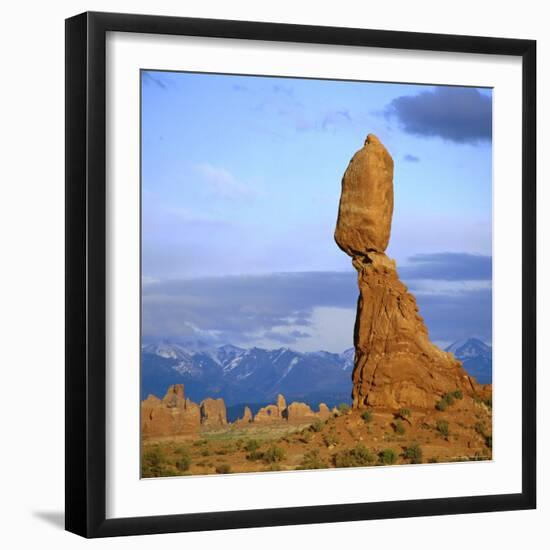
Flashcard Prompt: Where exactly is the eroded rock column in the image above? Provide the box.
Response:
[335,135,477,409]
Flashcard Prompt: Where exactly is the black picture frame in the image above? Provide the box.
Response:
[65,11,536,538]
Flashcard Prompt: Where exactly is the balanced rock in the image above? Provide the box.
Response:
[286,401,317,422]
[335,134,394,256]
[200,397,227,426]
[335,135,479,409]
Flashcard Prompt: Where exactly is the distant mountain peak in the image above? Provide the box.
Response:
[446,337,491,357]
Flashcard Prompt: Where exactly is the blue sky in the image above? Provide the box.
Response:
[141,70,492,352]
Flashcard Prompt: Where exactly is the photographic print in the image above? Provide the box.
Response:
[140,70,493,478]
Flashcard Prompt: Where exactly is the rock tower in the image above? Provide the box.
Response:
[335,134,478,409]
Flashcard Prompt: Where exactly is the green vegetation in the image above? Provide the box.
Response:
[403,443,423,464]
[333,444,376,468]
[379,448,398,465]
[262,445,286,464]
[436,390,464,411]
[474,394,492,409]
[361,410,373,423]
[337,403,351,415]
[393,420,406,435]
[310,419,325,432]
[436,420,450,437]
[300,449,328,469]
[142,446,166,477]
[244,439,260,453]
[174,447,191,472]
[435,399,448,411]
[323,432,339,447]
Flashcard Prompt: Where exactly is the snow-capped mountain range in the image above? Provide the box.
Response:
[141,342,354,406]
[141,337,491,406]
[445,337,492,384]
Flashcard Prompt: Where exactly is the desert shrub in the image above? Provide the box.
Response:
[244,439,260,453]
[215,463,231,474]
[435,399,448,412]
[333,444,375,468]
[246,450,263,461]
[262,445,286,464]
[192,439,208,447]
[200,448,211,457]
[265,463,282,471]
[436,420,450,437]
[299,430,313,444]
[403,443,423,464]
[474,395,492,409]
[361,410,373,423]
[397,408,411,419]
[337,403,351,415]
[323,432,339,447]
[428,457,439,463]
[393,420,406,435]
[300,449,328,470]
[436,392,459,411]
[310,419,325,432]
[379,448,398,465]
[175,448,191,472]
[142,446,166,477]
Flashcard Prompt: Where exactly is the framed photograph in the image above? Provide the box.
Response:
[65,11,536,538]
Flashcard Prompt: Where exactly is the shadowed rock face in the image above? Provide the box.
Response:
[335,135,478,409]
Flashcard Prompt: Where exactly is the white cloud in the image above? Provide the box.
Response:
[195,163,251,198]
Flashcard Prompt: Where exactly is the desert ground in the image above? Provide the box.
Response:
[141,392,492,477]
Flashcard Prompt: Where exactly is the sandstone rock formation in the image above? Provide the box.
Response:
[141,384,201,436]
[200,397,227,427]
[254,404,282,423]
[235,405,253,425]
[335,135,478,409]
[277,393,287,412]
[317,403,331,420]
[286,401,317,422]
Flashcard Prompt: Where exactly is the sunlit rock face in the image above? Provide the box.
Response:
[335,135,478,409]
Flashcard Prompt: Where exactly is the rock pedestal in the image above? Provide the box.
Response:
[335,135,478,409]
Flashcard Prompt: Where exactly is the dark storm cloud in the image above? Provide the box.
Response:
[415,288,492,344]
[143,253,492,346]
[399,253,492,281]
[142,272,357,342]
[385,87,492,144]
[404,154,420,163]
